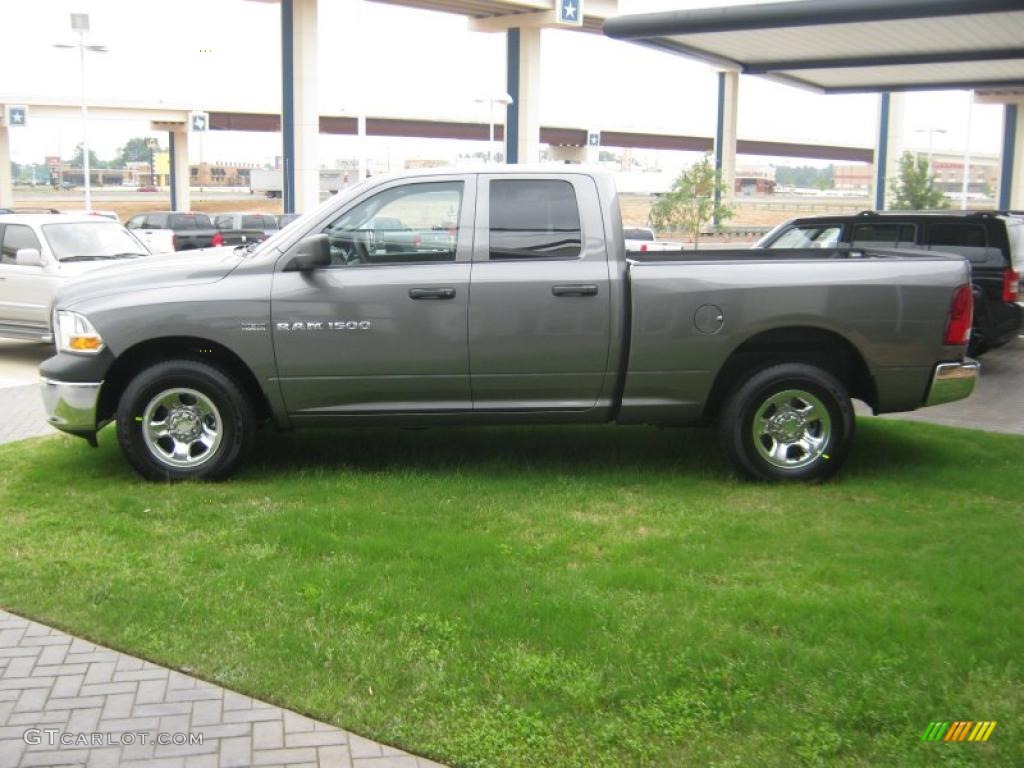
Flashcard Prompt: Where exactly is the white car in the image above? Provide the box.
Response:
[624,227,683,253]
[0,213,154,342]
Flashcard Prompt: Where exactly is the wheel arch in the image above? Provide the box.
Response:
[702,326,876,423]
[97,337,273,426]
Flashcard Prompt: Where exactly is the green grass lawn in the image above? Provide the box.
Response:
[0,420,1021,767]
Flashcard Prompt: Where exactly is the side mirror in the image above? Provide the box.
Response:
[287,234,331,271]
[16,248,43,267]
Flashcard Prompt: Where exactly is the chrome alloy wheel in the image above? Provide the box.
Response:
[141,388,223,469]
[752,389,832,470]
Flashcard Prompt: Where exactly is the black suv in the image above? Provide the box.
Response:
[758,211,1022,355]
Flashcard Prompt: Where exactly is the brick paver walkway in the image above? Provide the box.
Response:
[0,611,445,768]
[0,385,53,446]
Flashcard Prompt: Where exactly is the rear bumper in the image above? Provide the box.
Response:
[40,378,102,440]
[924,360,980,407]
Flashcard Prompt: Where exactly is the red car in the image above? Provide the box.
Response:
[136,185,158,193]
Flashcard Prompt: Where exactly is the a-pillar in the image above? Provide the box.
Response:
[873,92,905,210]
[282,0,319,213]
[998,102,1022,210]
[169,127,190,212]
[0,124,11,209]
[505,27,541,164]
[714,71,738,217]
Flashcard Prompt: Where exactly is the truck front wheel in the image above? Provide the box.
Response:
[719,363,854,482]
[116,360,255,482]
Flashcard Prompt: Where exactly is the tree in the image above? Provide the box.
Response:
[115,137,162,168]
[889,151,950,210]
[69,144,106,169]
[648,156,732,247]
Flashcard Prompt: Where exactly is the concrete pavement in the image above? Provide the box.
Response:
[0,610,445,768]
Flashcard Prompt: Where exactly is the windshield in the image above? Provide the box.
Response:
[764,224,842,249]
[42,221,151,261]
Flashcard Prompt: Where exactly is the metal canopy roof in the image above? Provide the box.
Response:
[603,0,1024,94]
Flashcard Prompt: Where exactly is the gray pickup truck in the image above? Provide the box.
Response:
[40,168,979,482]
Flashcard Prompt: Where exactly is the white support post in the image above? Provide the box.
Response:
[171,127,190,212]
[293,0,320,212]
[718,71,738,202]
[516,27,542,165]
[1011,105,1024,210]
[0,124,12,209]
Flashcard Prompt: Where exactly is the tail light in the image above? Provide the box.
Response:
[412,234,422,247]
[211,231,224,247]
[640,243,648,252]
[172,234,178,251]
[1002,268,1020,303]
[943,284,973,346]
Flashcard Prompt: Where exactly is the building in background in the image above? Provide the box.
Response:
[734,166,776,195]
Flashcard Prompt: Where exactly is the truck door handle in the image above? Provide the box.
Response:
[552,284,598,297]
[409,287,456,300]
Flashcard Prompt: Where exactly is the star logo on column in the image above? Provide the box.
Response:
[562,1,577,21]
[10,110,25,125]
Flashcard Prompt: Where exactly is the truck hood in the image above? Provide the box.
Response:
[55,247,243,309]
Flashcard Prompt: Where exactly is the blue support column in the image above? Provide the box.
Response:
[281,0,296,213]
[999,104,1017,210]
[505,28,520,164]
[874,92,891,211]
[168,131,177,211]
[714,72,726,215]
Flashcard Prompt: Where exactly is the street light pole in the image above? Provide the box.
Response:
[78,31,90,212]
[475,94,514,164]
[54,14,107,214]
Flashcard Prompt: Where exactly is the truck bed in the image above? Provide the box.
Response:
[628,247,956,263]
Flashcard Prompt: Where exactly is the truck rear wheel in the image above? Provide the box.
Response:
[116,360,255,482]
[719,363,854,482]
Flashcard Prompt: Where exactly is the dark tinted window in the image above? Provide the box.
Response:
[239,215,272,230]
[851,223,916,248]
[928,223,986,248]
[489,180,581,260]
[215,215,234,230]
[143,214,166,228]
[928,222,990,263]
[1,224,42,264]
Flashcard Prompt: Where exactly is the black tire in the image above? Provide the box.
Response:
[116,359,255,482]
[718,363,854,482]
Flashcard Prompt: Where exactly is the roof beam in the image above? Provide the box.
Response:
[744,48,1024,75]
[604,0,1024,39]
[822,78,1024,95]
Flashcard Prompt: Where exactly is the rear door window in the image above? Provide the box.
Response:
[489,179,582,260]
[851,223,917,248]
[927,222,994,264]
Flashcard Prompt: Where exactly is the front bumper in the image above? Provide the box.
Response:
[924,360,980,407]
[40,378,103,440]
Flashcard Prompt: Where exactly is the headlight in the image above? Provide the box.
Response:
[55,311,105,354]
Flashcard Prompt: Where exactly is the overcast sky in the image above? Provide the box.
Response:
[0,0,1006,169]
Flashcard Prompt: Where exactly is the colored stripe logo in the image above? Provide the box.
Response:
[921,721,997,742]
